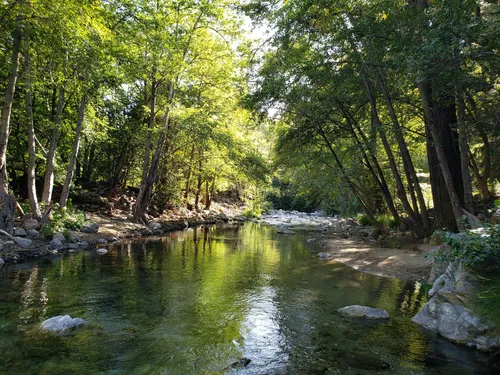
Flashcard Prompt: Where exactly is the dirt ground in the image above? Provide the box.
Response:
[316,237,436,282]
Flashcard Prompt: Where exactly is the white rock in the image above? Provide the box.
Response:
[41,315,87,332]
[96,248,108,254]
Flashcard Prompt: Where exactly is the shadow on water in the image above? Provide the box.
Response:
[0,223,496,374]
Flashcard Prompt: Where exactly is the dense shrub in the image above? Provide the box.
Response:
[437,226,500,269]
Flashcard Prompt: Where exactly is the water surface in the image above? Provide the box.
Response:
[0,223,492,374]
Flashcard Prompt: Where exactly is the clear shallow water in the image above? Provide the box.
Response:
[0,223,494,374]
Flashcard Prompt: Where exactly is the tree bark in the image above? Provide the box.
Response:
[24,40,41,218]
[418,83,465,231]
[134,82,174,222]
[42,86,64,203]
[0,26,22,195]
[456,87,474,212]
[60,93,87,207]
[141,66,157,183]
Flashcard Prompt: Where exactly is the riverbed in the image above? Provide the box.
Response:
[0,223,493,374]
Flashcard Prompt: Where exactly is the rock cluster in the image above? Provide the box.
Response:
[412,262,500,352]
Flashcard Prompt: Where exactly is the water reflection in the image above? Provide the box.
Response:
[0,223,493,374]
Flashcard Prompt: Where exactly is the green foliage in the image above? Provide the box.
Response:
[357,213,399,229]
[436,226,500,268]
[476,276,500,329]
[41,204,87,237]
[357,214,372,226]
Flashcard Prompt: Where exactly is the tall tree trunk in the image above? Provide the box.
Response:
[0,26,22,195]
[456,87,474,213]
[184,145,195,201]
[42,86,64,203]
[418,83,465,231]
[60,93,87,208]
[24,40,41,218]
[0,23,22,233]
[141,67,157,183]
[134,82,174,222]
[362,74,426,237]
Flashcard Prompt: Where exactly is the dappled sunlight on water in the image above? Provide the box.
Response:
[0,223,493,374]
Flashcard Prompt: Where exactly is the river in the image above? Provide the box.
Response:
[0,223,493,374]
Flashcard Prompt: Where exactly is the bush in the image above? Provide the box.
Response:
[436,226,500,269]
[357,213,399,229]
[40,203,87,237]
[357,213,372,226]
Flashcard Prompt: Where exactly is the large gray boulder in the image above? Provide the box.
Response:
[41,315,87,332]
[412,262,500,351]
[13,237,32,248]
[80,223,99,233]
[338,305,389,320]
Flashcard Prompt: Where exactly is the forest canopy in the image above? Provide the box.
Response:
[0,0,498,238]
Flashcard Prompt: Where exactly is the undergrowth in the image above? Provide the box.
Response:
[40,202,87,237]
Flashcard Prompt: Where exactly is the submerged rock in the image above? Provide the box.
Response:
[412,262,500,351]
[41,315,87,332]
[96,248,108,254]
[338,305,389,320]
[231,358,251,368]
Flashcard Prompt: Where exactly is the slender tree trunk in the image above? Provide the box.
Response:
[24,41,41,218]
[0,27,22,195]
[141,67,157,183]
[317,125,386,235]
[466,95,493,199]
[344,114,399,220]
[456,87,474,212]
[195,174,202,212]
[42,86,64,203]
[361,74,426,237]
[60,93,87,207]
[184,145,195,201]
[377,72,431,231]
[134,82,174,222]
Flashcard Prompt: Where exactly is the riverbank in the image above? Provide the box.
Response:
[0,202,249,265]
[261,210,433,282]
[314,237,433,282]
